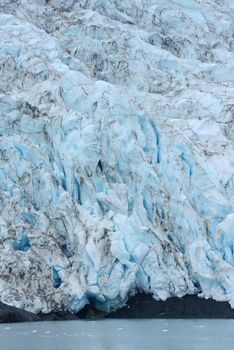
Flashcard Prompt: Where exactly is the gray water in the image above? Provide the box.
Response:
[0,319,234,350]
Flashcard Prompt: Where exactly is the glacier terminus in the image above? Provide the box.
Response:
[0,0,234,315]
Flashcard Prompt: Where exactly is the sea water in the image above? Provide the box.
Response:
[0,319,233,350]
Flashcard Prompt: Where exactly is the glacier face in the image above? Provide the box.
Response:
[0,0,234,313]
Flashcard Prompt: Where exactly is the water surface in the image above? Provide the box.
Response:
[0,319,233,350]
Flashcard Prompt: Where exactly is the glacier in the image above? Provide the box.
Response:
[0,0,234,314]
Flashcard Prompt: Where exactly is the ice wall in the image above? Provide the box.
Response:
[0,0,233,313]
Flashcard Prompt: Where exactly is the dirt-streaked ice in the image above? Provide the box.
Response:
[0,0,233,313]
